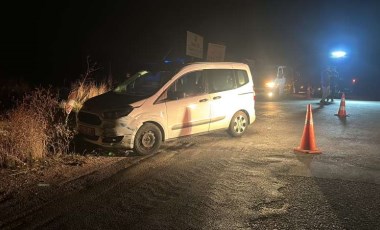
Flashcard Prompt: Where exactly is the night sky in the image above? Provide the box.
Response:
[1,0,380,93]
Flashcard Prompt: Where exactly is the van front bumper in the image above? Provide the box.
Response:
[77,113,140,150]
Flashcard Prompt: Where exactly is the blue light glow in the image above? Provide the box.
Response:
[331,51,347,58]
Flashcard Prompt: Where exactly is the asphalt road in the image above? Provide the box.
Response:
[4,98,380,229]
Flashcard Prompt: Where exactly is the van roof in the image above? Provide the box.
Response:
[141,61,250,73]
[184,62,249,68]
[187,61,247,65]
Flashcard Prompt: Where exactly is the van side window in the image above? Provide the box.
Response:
[235,70,249,87]
[167,71,205,100]
[206,69,235,93]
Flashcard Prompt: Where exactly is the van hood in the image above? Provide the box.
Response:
[81,91,146,113]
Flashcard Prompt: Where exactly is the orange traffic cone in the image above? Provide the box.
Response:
[335,93,348,118]
[294,104,322,154]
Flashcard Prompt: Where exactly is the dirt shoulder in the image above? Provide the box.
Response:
[0,152,147,226]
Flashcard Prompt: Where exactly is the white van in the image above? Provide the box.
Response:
[77,62,256,155]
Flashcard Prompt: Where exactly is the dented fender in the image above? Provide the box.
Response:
[100,107,166,149]
[100,115,142,149]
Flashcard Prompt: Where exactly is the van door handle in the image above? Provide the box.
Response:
[199,99,208,102]
[213,96,221,100]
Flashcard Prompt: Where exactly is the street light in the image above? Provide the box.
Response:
[331,50,347,59]
[328,49,348,99]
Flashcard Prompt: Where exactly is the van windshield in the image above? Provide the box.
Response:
[113,70,173,96]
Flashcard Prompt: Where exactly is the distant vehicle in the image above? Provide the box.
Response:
[254,66,295,99]
[77,62,256,155]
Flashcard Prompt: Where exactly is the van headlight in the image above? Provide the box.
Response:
[103,107,133,119]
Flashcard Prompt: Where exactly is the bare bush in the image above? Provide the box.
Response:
[0,88,74,168]
[63,56,110,114]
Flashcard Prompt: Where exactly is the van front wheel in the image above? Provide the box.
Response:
[228,111,248,137]
[134,123,162,155]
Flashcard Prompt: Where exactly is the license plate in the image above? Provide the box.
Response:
[78,125,95,136]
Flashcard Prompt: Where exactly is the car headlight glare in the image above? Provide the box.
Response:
[265,81,275,88]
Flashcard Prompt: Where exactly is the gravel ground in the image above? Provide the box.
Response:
[0,152,147,226]
[250,175,380,230]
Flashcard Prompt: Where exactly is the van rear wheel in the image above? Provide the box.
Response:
[228,111,248,137]
[134,123,162,155]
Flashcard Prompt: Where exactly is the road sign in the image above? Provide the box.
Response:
[206,43,226,61]
[186,31,203,59]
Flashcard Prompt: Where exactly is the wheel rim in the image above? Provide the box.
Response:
[233,115,247,134]
[141,131,156,149]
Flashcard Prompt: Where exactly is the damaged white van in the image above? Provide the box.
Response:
[77,62,256,155]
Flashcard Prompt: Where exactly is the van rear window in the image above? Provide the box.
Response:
[236,70,249,87]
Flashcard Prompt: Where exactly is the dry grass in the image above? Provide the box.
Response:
[0,88,74,168]
[65,80,110,113]
[62,56,111,113]
[0,57,111,168]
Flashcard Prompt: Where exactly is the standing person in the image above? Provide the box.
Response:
[327,67,338,102]
[274,67,286,98]
[320,67,331,105]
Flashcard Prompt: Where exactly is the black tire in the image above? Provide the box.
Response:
[133,123,162,155]
[228,111,248,137]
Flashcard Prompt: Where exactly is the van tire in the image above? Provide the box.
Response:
[228,111,248,137]
[134,123,162,155]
